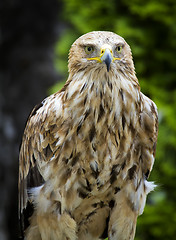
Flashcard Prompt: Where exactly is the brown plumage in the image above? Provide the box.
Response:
[19,31,158,240]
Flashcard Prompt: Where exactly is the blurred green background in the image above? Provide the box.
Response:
[1,0,176,239]
[52,0,176,239]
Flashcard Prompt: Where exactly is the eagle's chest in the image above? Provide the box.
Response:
[62,79,140,189]
[41,77,143,216]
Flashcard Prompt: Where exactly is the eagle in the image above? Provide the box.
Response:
[19,31,158,240]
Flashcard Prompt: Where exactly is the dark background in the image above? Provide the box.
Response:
[0,0,62,239]
[0,0,176,239]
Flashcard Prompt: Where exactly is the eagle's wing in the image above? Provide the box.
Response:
[140,93,158,181]
[19,91,66,228]
[108,93,158,239]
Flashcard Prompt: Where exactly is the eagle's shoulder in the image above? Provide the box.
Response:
[140,92,158,140]
[19,92,64,176]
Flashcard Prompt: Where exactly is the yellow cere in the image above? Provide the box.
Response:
[87,44,121,62]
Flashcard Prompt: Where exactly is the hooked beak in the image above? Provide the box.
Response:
[100,48,113,72]
[87,44,120,72]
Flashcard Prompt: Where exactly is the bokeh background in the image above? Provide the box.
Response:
[0,0,176,239]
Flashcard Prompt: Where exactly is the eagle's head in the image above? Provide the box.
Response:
[68,31,135,78]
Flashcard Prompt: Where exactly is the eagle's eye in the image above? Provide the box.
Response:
[85,46,94,54]
[116,45,123,53]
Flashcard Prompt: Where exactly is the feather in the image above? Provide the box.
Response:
[19,31,158,240]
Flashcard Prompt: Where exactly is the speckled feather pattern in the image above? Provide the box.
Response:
[19,31,158,240]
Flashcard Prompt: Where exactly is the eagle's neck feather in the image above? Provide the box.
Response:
[65,70,139,105]
[62,70,140,129]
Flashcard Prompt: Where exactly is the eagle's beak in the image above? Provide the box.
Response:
[100,48,113,72]
[87,44,120,72]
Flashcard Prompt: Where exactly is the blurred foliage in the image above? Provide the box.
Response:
[53,0,176,239]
